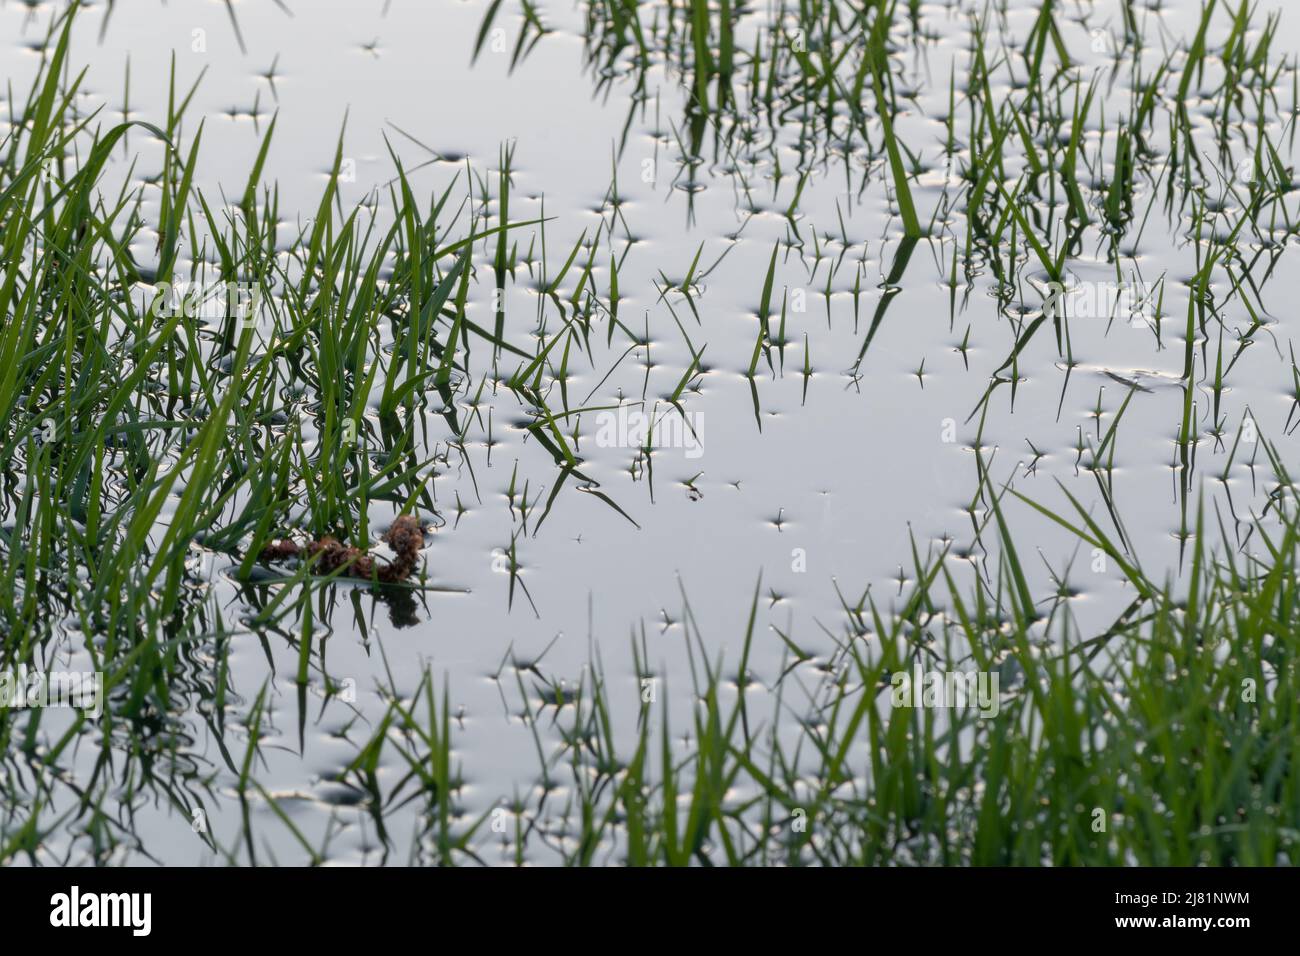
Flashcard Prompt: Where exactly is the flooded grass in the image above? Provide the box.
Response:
[2,0,1300,865]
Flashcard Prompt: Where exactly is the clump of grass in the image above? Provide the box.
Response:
[0,2,564,860]
[342,451,1300,866]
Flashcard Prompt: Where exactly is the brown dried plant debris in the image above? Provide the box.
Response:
[258,515,424,583]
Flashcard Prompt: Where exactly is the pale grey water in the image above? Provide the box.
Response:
[3,0,1299,863]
